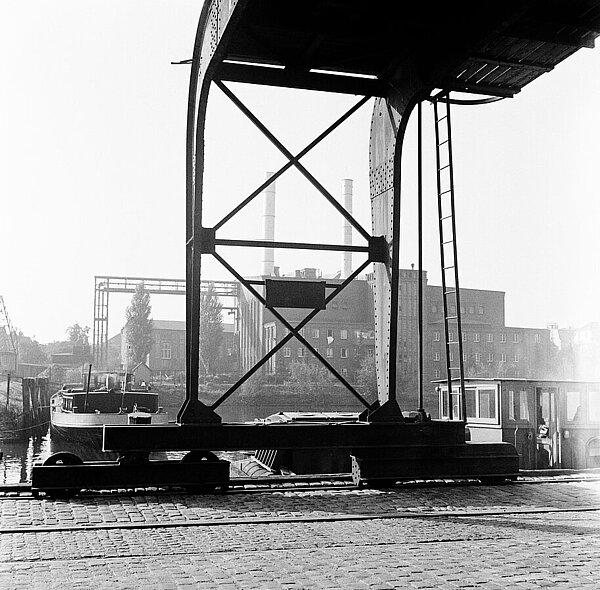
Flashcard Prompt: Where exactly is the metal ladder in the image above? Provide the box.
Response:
[433,95,466,421]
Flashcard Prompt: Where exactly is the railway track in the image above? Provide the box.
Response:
[1,471,600,500]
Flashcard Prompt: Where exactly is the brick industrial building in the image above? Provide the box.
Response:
[239,266,560,415]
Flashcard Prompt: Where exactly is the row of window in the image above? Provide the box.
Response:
[433,351,519,363]
[431,304,485,315]
[282,346,375,359]
[291,328,375,340]
[433,331,536,344]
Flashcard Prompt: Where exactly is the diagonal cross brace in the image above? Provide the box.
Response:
[214,94,370,231]
[211,251,374,411]
[215,80,371,242]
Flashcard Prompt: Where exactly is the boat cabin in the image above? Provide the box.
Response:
[438,378,600,470]
[59,387,159,414]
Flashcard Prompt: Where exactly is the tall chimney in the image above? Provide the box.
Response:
[342,179,353,279]
[262,172,276,277]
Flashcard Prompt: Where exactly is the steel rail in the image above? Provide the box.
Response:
[2,504,599,535]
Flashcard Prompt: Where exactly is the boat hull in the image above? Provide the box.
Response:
[50,410,170,447]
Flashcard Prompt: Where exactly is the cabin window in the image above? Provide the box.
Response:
[519,390,530,421]
[326,348,334,358]
[340,329,348,340]
[566,391,583,422]
[340,348,348,359]
[312,329,319,339]
[589,393,600,423]
[509,390,529,421]
[441,385,498,423]
[433,331,440,342]
[283,347,291,357]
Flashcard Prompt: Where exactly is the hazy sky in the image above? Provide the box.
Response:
[2,1,600,343]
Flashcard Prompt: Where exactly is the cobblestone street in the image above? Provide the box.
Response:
[1,479,600,588]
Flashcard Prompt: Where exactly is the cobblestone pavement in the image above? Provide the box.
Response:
[1,480,599,588]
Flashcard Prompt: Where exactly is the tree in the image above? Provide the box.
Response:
[66,323,90,345]
[16,331,48,365]
[286,361,333,396]
[125,283,153,365]
[199,283,223,375]
[356,355,377,399]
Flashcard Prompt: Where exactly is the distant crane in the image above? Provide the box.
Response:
[0,295,18,372]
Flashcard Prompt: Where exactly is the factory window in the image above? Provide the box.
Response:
[449,352,454,362]
[434,351,440,361]
[462,333,467,342]
[478,305,484,315]
[434,369,440,379]
[299,327,305,337]
[327,328,334,340]
[534,333,541,344]
[433,331,440,341]
[298,348,305,357]
[513,333,519,343]
[367,348,374,357]
[326,348,334,358]
[500,353,507,362]
[283,347,291,358]
[450,305,456,315]
[474,333,480,343]
[468,305,475,314]
[340,329,348,340]
[340,348,348,358]
[474,353,481,362]
[487,352,494,362]
[161,342,172,360]
[500,333,506,343]
[449,331,456,342]
[341,367,348,377]
[487,333,493,343]
[513,353,519,362]
[312,329,320,339]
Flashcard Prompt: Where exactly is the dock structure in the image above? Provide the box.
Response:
[33,1,600,493]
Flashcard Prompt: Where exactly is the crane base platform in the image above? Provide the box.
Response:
[351,442,519,486]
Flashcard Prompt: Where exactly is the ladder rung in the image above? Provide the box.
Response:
[437,115,447,122]
[446,315,458,320]
[448,341,460,345]
[440,189,452,196]
[444,289,456,294]
[441,214,453,220]
[444,265,455,270]
[442,239,454,245]
[438,164,450,171]
[438,139,449,146]
[449,367,462,371]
